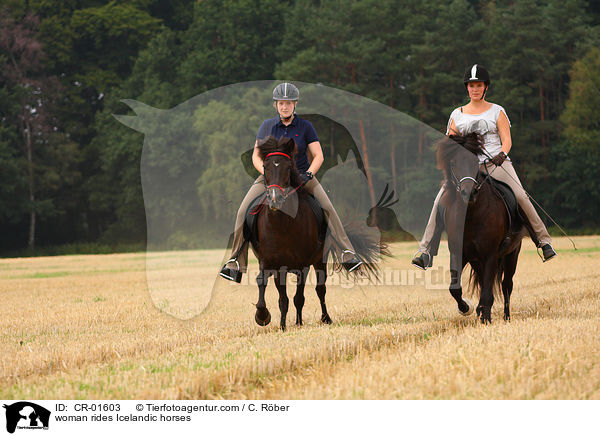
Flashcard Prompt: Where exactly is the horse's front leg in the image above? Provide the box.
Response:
[255,267,272,326]
[448,249,473,316]
[294,267,309,326]
[447,204,473,317]
[274,269,289,331]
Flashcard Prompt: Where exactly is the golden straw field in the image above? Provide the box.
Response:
[1,236,599,399]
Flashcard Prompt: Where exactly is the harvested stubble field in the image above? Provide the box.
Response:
[1,236,599,399]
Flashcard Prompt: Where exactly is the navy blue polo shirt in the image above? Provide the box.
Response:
[256,115,319,173]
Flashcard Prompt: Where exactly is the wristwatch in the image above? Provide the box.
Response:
[305,171,313,180]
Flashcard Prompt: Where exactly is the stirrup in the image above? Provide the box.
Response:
[341,250,363,272]
[411,251,432,270]
[219,258,242,283]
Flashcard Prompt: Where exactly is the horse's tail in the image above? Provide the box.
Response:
[466,260,503,299]
[330,221,391,281]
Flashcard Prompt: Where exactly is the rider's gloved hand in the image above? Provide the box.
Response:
[300,171,313,184]
[490,151,507,167]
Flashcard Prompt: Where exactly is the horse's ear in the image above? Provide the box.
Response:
[281,137,296,155]
[258,136,276,148]
[257,136,276,159]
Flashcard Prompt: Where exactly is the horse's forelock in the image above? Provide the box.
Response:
[258,136,303,188]
[461,132,485,155]
[257,136,298,160]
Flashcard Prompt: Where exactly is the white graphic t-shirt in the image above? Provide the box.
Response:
[446,103,511,164]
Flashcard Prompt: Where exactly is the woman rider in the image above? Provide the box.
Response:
[220,82,363,282]
[412,64,557,270]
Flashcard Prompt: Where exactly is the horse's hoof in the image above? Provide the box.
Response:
[255,308,271,326]
[321,314,333,324]
[458,298,474,316]
[478,306,491,324]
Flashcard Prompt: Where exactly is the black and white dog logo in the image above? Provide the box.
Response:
[3,402,50,433]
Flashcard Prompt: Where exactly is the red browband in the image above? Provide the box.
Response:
[267,184,286,193]
[265,152,291,159]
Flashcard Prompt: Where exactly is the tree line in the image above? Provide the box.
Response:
[0,0,599,253]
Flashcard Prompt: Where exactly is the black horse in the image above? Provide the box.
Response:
[437,133,526,323]
[251,136,385,330]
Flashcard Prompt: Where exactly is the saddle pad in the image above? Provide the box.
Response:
[243,193,267,243]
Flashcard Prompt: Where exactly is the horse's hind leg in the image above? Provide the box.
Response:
[274,270,289,331]
[294,268,309,326]
[502,244,521,321]
[314,262,332,324]
[255,268,272,326]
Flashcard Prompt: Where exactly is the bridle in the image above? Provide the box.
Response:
[263,151,300,198]
[449,165,479,193]
[251,152,306,215]
[448,154,497,199]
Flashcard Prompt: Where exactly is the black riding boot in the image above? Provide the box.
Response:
[541,243,557,262]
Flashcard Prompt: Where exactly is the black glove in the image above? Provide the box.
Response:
[301,171,313,183]
[490,152,507,167]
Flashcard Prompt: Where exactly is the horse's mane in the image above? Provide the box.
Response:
[436,132,485,172]
[257,136,304,188]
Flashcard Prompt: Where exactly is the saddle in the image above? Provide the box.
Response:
[484,174,543,244]
[242,192,328,251]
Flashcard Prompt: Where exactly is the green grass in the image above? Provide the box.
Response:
[19,271,73,279]
[7,267,146,279]
[1,242,147,258]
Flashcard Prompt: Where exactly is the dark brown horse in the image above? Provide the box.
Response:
[252,136,384,330]
[437,133,526,323]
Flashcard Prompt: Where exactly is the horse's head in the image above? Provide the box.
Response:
[436,132,484,204]
[257,136,302,210]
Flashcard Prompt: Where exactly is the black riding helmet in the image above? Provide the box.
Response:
[464,64,490,98]
[273,82,299,101]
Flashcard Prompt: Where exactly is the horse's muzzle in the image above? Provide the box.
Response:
[267,188,286,210]
[459,182,475,204]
